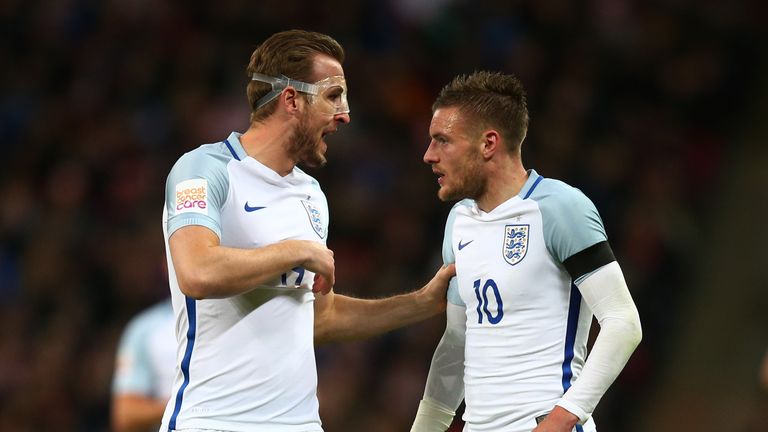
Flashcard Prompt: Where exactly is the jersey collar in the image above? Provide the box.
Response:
[517,169,541,199]
[225,131,247,161]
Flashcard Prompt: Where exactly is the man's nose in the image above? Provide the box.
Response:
[423,143,437,164]
[334,112,350,124]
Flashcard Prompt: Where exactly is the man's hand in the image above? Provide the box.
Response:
[532,406,579,432]
[416,264,457,314]
[295,240,335,295]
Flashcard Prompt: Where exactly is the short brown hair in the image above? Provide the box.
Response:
[246,30,345,122]
[433,71,529,151]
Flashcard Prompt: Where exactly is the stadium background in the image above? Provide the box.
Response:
[1,1,766,431]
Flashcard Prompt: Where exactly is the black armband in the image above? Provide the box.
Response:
[562,240,616,281]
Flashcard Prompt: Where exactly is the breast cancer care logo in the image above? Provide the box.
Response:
[175,178,208,215]
[502,224,529,266]
[301,200,326,239]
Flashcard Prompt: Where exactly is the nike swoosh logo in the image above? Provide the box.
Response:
[244,203,266,212]
[458,240,474,250]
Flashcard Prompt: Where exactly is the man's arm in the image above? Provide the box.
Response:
[313,264,455,344]
[411,302,466,432]
[169,225,335,299]
[536,261,642,431]
[111,394,167,432]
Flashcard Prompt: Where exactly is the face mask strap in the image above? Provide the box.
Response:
[251,73,319,110]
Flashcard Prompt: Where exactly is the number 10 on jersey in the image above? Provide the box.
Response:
[473,278,504,324]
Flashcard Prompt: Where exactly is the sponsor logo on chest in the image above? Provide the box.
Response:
[502,224,529,265]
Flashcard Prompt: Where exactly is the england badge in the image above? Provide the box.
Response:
[502,224,529,266]
[301,199,326,239]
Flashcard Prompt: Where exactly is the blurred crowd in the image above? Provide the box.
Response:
[0,0,763,431]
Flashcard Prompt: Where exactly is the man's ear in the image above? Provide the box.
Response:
[481,130,501,160]
[280,87,301,114]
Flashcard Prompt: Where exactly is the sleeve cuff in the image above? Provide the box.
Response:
[555,399,590,424]
[411,398,455,432]
[167,216,222,239]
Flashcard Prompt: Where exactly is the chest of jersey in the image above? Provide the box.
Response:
[219,163,329,250]
[452,202,570,330]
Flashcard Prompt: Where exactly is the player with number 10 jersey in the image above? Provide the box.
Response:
[444,171,604,431]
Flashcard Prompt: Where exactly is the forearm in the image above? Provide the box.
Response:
[187,243,307,298]
[558,313,641,420]
[411,303,466,432]
[315,265,455,344]
[558,261,642,421]
[111,395,167,432]
[315,290,438,344]
[423,303,466,409]
[170,226,311,299]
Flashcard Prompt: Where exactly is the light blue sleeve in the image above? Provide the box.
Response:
[112,308,156,395]
[444,201,471,307]
[531,179,608,264]
[165,145,231,238]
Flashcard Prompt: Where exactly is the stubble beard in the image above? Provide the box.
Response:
[288,112,327,168]
[438,149,486,202]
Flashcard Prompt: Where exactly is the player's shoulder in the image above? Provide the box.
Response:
[167,141,236,190]
[449,199,475,216]
[293,166,324,191]
[174,141,234,170]
[443,199,475,230]
[143,300,174,321]
[124,301,174,338]
[525,174,594,210]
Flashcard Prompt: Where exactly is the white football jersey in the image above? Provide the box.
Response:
[160,132,327,432]
[444,170,607,432]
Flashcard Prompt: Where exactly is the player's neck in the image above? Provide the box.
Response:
[240,119,297,177]
[476,159,528,213]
